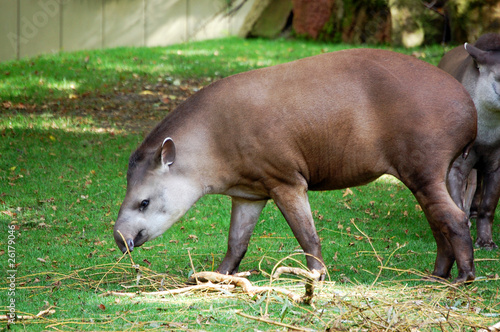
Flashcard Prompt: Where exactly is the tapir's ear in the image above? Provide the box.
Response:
[160,137,176,167]
[465,43,489,65]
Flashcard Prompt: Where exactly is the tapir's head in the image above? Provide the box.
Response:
[465,34,500,110]
[113,137,200,253]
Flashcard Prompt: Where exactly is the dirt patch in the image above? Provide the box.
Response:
[2,78,210,135]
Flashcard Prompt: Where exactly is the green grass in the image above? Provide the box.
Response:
[1,37,499,331]
[0,37,447,105]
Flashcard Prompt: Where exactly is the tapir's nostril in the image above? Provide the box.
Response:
[126,239,135,252]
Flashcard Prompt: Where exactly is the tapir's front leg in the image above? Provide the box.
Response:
[475,170,500,250]
[217,198,267,275]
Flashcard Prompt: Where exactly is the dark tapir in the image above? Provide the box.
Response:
[114,48,477,283]
[439,33,500,250]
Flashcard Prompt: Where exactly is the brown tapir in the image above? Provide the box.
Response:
[114,48,477,283]
[439,33,500,250]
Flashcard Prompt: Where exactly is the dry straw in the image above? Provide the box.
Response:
[2,234,499,331]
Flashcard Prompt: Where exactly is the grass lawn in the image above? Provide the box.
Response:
[1,37,499,331]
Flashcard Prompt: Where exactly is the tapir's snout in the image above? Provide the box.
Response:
[113,223,147,253]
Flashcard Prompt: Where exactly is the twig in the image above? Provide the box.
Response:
[187,249,198,284]
[94,251,128,293]
[116,230,137,266]
[236,310,315,332]
[0,307,56,321]
[349,218,387,289]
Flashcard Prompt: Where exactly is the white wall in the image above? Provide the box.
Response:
[0,0,255,62]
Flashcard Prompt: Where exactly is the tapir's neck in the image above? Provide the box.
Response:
[141,118,229,197]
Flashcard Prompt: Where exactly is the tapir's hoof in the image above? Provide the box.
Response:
[475,239,498,250]
[452,272,475,284]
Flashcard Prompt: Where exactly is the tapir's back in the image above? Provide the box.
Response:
[185,49,476,190]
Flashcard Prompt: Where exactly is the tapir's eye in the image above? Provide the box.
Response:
[139,199,149,211]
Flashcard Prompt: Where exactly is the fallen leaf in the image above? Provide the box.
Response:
[188,234,198,242]
[98,304,106,311]
[87,250,97,258]
[343,188,354,197]
[37,258,46,263]
[1,211,16,217]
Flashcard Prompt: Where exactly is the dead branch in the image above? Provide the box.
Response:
[271,267,324,304]
[189,271,304,302]
[99,283,235,297]
[490,321,500,332]
[272,267,322,280]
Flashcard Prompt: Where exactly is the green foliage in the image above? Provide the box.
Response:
[0,37,498,331]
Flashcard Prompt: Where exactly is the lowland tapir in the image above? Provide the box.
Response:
[439,33,500,250]
[114,48,478,283]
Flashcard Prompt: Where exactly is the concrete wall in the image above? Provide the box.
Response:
[0,0,255,62]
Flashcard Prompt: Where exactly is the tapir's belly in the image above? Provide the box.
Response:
[225,137,391,198]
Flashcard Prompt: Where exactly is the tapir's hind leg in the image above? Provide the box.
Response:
[410,182,475,283]
[217,198,267,275]
[269,183,326,277]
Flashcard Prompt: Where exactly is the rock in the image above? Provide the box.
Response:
[250,0,293,38]
[238,0,273,38]
[292,0,336,39]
